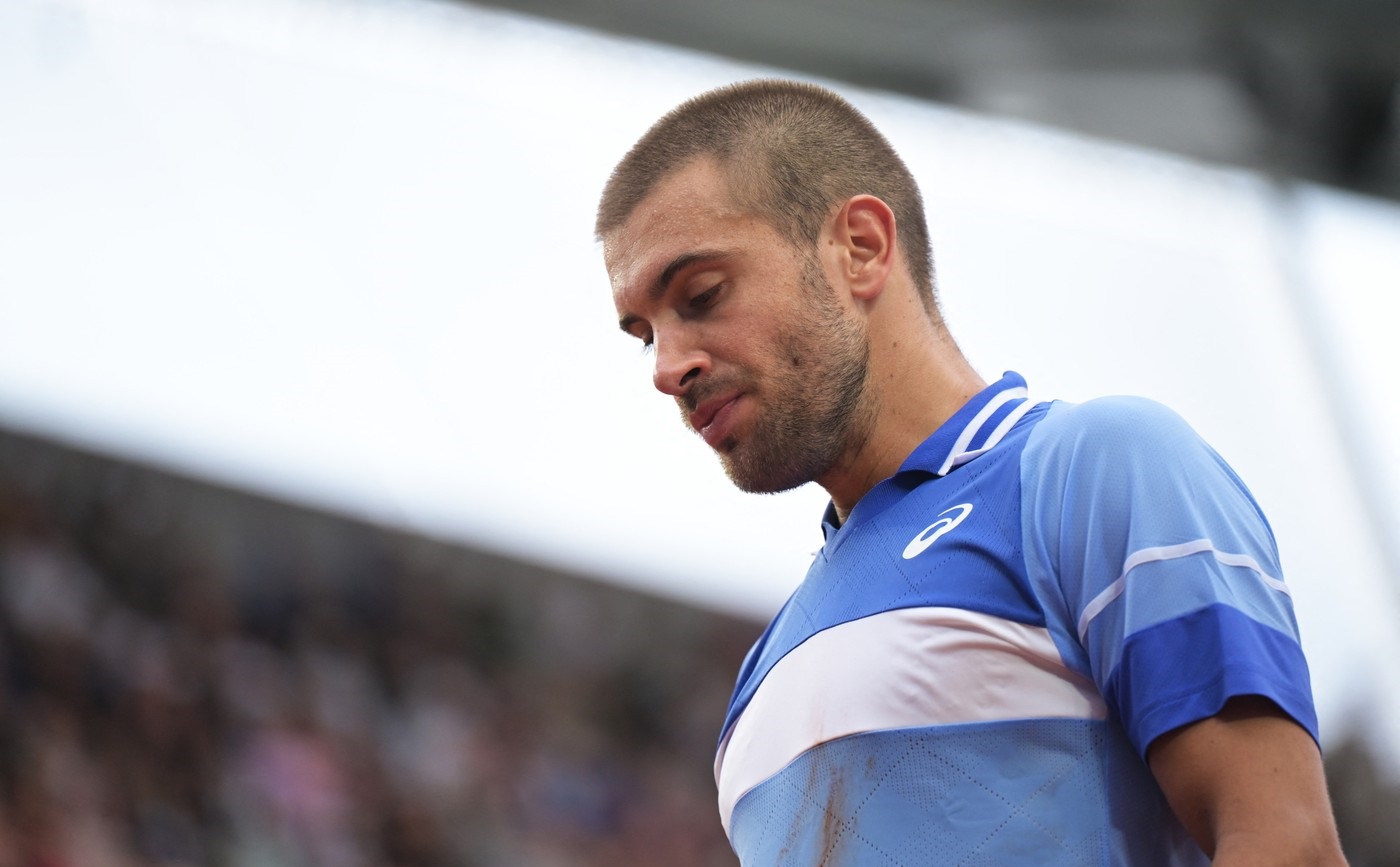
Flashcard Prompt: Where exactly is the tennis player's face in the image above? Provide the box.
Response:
[606,157,872,494]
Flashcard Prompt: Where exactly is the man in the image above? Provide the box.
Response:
[597,79,1346,865]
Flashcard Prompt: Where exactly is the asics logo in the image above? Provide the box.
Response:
[902,503,974,559]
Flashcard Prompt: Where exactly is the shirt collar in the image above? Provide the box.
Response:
[898,370,1032,477]
[820,371,1033,536]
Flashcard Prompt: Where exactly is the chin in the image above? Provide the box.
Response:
[721,459,812,496]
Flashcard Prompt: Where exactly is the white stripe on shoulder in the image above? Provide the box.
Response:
[1076,539,1290,642]
[714,606,1105,836]
[935,387,1028,476]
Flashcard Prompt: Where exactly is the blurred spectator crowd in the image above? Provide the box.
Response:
[3,428,1399,866]
[0,430,755,867]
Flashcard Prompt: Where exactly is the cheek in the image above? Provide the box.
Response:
[774,324,822,372]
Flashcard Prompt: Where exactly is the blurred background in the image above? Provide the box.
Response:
[2,0,1399,863]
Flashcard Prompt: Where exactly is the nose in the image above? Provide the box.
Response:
[651,333,707,397]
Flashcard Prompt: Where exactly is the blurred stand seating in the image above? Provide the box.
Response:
[0,428,756,866]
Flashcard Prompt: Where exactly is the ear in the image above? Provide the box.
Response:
[829,195,896,302]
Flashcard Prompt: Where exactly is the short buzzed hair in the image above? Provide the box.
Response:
[595,79,939,312]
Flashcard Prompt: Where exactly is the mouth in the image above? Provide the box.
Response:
[688,393,742,449]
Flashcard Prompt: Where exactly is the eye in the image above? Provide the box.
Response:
[689,283,722,310]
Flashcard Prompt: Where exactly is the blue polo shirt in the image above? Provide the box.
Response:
[714,372,1316,866]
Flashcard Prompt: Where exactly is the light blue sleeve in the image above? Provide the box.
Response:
[1020,397,1318,757]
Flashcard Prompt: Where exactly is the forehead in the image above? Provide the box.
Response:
[604,158,753,302]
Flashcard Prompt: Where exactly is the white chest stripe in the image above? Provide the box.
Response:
[714,606,1106,836]
[1076,539,1291,642]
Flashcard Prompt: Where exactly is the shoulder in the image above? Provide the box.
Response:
[1023,395,1231,485]
[1018,394,1273,570]
[1030,395,1200,452]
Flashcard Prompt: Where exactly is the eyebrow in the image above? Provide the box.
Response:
[617,249,729,334]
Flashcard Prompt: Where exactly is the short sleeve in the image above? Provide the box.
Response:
[1020,397,1318,758]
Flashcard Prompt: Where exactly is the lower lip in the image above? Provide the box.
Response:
[700,397,742,449]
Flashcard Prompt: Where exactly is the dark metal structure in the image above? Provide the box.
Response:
[478,0,1400,199]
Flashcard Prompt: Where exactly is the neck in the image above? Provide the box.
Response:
[820,323,985,523]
